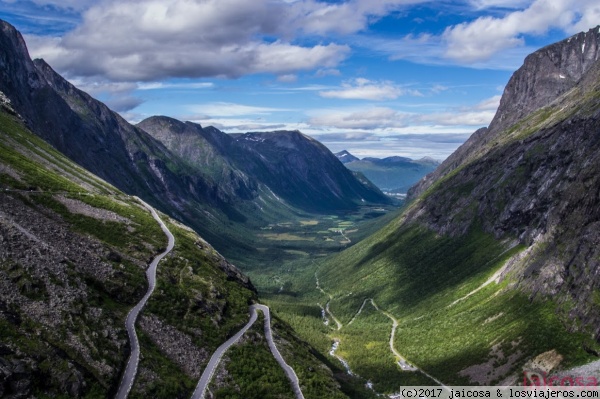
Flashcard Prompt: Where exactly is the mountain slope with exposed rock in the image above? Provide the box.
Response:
[0,106,257,398]
[318,26,600,386]
[0,102,348,399]
[139,117,390,213]
[0,19,389,263]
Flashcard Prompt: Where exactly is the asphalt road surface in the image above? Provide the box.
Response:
[114,198,175,399]
[190,304,305,399]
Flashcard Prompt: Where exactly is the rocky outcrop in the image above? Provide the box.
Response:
[490,26,600,135]
[409,26,600,200]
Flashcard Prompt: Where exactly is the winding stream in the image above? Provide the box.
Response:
[329,340,354,376]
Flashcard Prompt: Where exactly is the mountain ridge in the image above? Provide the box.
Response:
[410,25,600,200]
[335,150,439,193]
[139,117,391,213]
[0,19,389,263]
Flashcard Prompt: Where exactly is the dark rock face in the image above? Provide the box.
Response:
[410,26,600,200]
[405,27,600,337]
[490,26,600,135]
[229,130,390,211]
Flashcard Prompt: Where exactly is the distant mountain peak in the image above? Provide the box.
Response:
[334,150,360,164]
[417,156,440,165]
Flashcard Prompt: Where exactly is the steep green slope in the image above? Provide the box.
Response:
[209,311,348,399]
[0,108,256,397]
[0,108,348,398]
[318,223,595,386]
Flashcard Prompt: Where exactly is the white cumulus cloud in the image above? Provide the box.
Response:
[188,102,293,117]
[22,0,430,83]
[442,0,592,63]
[24,0,353,82]
[417,95,500,126]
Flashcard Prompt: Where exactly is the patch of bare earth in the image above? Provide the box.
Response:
[56,195,132,224]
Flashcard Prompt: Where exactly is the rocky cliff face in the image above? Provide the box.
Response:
[410,26,600,200]
[406,26,600,337]
[490,26,600,134]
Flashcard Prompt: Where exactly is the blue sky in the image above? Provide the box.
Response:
[1,0,598,160]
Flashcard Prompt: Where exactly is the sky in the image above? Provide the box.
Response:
[1,0,598,160]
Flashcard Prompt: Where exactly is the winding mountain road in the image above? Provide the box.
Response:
[347,298,369,326]
[314,272,449,391]
[191,304,305,399]
[115,197,175,399]
[368,299,417,372]
[254,304,305,399]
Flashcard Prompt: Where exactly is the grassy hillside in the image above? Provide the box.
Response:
[259,55,600,393]
[317,222,596,386]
